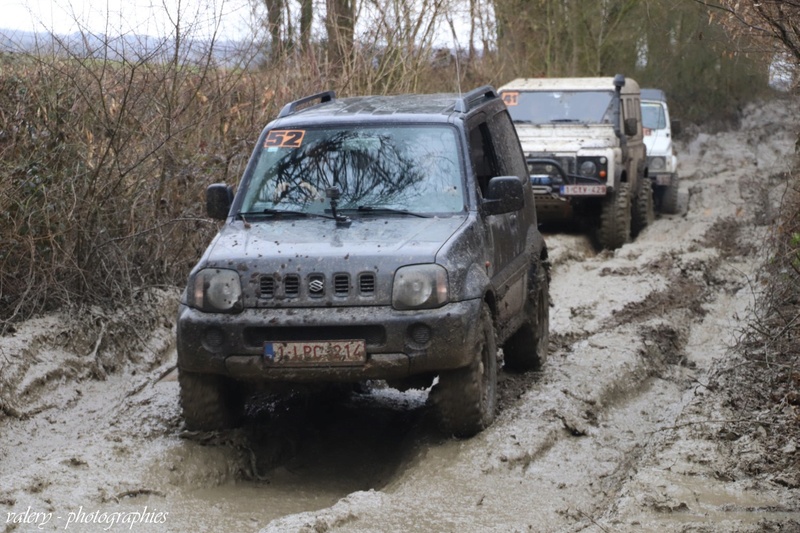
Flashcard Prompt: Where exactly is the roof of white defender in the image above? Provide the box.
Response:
[499,77,641,95]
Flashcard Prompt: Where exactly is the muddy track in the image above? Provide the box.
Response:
[2,97,800,533]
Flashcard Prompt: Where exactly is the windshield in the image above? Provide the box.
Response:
[501,90,615,124]
[641,102,667,130]
[239,125,465,216]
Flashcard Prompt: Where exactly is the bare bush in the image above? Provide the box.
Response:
[0,29,277,326]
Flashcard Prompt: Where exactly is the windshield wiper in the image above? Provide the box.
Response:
[236,209,334,220]
[550,119,582,123]
[341,206,431,218]
[512,119,533,124]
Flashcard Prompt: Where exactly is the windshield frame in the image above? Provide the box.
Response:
[231,121,468,219]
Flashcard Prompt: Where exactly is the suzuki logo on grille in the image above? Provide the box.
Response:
[309,278,324,294]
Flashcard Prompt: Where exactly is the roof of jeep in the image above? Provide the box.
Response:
[641,88,668,102]
[270,92,495,126]
[498,77,641,95]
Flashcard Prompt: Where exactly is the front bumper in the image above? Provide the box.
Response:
[650,172,677,187]
[176,299,483,382]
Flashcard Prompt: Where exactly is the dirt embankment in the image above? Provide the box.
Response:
[1,96,800,533]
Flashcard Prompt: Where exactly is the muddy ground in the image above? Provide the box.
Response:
[2,97,800,533]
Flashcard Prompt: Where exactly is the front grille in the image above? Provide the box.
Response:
[334,274,350,295]
[359,273,376,295]
[244,325,386,347]
[258,271,378,299]
[284,274,300,297]
[308,273,325,297]
[260,276,275,298]
[528,154,576,184]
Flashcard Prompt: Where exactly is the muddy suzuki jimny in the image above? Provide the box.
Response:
[176,87,550,438]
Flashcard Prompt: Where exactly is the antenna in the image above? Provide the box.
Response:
[446,13,462,97]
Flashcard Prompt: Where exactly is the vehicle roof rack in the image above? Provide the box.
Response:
[277,91,336,118]
[454,86,497,113]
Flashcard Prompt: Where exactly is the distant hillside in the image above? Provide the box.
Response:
[0,28,262,65]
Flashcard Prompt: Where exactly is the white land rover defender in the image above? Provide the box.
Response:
[641,88,681,214]
[499,75,653,249]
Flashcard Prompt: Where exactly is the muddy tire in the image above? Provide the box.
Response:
[597,182,631,250]
[503,259,550,372]
[433,303,497,438]
[660,176,680,214]
[178,370,243,431]
[631,177,655,237]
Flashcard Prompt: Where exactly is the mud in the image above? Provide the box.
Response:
[2,96,800,532]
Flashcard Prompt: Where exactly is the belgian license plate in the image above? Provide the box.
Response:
[560,185,607,196]
[264,340,366,365]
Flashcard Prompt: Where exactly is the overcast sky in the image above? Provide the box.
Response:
[4,0,475,50]
[5,0,256,39]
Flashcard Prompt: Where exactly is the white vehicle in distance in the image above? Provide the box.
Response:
[641,88,681,214]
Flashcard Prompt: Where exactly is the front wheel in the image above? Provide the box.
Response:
[432,303,497,438]
[596,182,631,250]
[178,370,244,431]
[503,259,550,372]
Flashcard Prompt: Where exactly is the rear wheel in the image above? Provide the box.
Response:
[178,370,244,431]
[503,259,550,371]
[433,303,497,438]
[632,177,655,237]
[597,182,631,250]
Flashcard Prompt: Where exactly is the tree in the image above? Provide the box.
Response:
[326,0,355,67]
[263,0,285,61]
[492,0,640,79]
[699,0,800,62]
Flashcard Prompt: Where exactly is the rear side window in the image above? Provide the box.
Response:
[487,111,527,179]
[468,122,499,196]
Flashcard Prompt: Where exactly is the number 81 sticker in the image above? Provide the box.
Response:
[501,91,519,106]
[264,129,306,148]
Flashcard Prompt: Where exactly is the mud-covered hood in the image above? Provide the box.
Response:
[206,216,465,262]
[514,123,619,153]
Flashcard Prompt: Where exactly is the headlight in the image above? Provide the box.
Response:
[579,161,597,177]
[392,264,448,310]
[189,268,243,313]
[649,157,666,171]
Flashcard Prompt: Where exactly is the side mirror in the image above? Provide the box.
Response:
[624,117,638,137]
[482,176,524,216]
[671,119,682,137]
[206,183,234,220]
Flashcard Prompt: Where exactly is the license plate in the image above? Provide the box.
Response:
[655,175,672,186]
[264,340,366,365]
[560,185,607,196]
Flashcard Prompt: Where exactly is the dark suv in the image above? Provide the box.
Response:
[176,87,549,437]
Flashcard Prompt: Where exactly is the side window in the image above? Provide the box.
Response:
[468,122,499,196]
[623,97,638,137]
[488,110,528,179]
